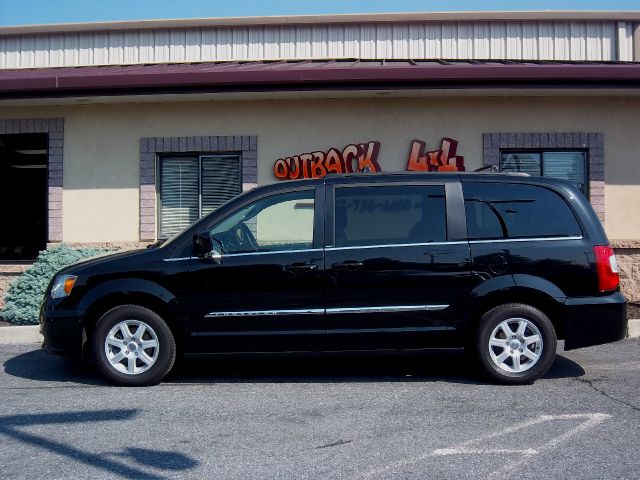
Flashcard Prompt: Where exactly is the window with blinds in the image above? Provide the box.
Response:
[500,150,588,196]
[159,155,241,238]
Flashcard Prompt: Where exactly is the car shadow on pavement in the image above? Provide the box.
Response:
[166,350,586,385]
[3,347,109,386]
[0,409,198,479]
[3,347,585,386]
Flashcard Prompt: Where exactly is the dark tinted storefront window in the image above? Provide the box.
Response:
[334,185,446,247]
[500,150,588,196]
[159,154,241,238]
[463,182,582,240]
[0,133,48,260]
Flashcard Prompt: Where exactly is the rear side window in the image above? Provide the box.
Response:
[463,182,582,240]
[334,185,446,247]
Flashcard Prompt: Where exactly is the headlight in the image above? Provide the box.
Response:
[51,275,78,299]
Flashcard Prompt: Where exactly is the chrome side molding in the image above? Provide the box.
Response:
[205,304,449,318]
[205,308,324,318]
[326,305,449,314]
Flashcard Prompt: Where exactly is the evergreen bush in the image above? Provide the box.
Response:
[1,244,117,325]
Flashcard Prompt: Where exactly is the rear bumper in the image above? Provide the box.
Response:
[563,292,627,350]
[39,300,85,355]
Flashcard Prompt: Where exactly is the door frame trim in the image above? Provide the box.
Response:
[327,241,467,251]
[469,236,583,244]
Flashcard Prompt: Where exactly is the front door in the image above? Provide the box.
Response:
[187,186,325,353]
[324,180,472,350]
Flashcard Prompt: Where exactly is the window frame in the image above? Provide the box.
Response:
[208,187,318,255]
[162,184,325,260]
[462,181,584,241]
[326,180,459,249]
[499,148,590,199]
[157,153,242,240]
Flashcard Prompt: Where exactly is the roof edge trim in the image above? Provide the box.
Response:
[1,10,640,36]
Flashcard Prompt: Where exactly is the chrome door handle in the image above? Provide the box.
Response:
[284,263,318,273]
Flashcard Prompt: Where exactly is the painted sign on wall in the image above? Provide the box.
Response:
[273,137,464,180]
[273,141,381,180]
[406,138,465,172]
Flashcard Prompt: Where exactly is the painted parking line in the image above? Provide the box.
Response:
[357,413,611,479]
[433,413,611,480]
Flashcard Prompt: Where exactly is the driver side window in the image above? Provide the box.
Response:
[209,189,315,254]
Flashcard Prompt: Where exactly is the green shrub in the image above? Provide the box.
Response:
[1,244,117,325]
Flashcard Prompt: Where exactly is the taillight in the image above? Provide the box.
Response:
[593,245,620,292]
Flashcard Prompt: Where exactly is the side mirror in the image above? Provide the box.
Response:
[193,232,212,256]
[193,233,223,264]
[204,248,222,263]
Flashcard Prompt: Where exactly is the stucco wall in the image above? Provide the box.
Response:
[0,95,639,241]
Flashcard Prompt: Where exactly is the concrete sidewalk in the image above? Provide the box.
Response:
[0,325,43,344]
[629,318,640,338]
[1,320,639,345]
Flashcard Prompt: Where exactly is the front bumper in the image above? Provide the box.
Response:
[39,299,85,355]
[563,291,627,350]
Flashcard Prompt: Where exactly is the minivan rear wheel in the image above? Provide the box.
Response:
[92,305,176,386]
[475,303,556,384]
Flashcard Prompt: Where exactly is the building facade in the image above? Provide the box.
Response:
[0,11,639,304]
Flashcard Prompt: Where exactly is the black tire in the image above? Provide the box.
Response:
[92,304,176,386]
[475,303,556,385]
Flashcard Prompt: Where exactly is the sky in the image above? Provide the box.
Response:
[0,0,639,26]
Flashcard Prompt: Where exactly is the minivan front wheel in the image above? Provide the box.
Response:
[476,303,556,384]
[92,305,176,386]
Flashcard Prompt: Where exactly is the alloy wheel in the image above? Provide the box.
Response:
[104,319,160,375]
[488,317,543,373]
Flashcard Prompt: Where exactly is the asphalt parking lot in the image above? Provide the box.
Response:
[1,339,639,480]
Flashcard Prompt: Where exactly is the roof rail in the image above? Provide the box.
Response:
[323,170,531,178]
[473,165,499,173]
[471,165,530,176]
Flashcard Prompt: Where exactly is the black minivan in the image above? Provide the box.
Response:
[40,173,627,386]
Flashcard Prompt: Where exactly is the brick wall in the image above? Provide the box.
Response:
[0,264,30,310]
[613,241,640,304]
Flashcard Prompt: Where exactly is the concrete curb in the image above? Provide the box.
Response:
[628,319,640,339]
[0,321,638,345]
[0,325,42,344]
